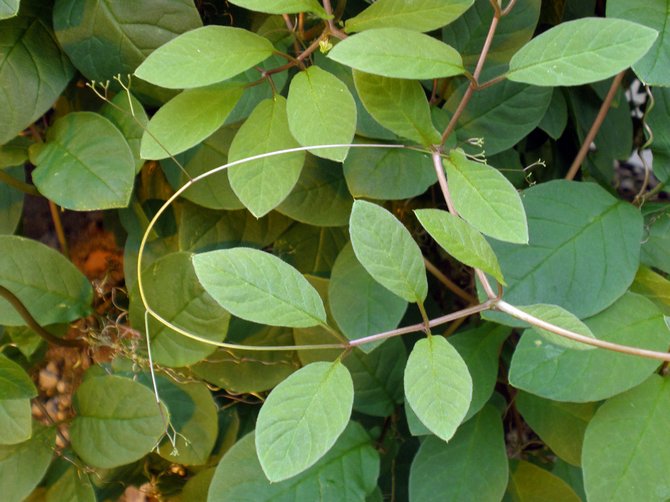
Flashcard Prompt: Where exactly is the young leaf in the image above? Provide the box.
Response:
[516,304,597,351]
[506,460,581,501]
[30,112,135,210]
[255,361,354,482]
[445,149,528,244]
[286,66,357,162]
[349,200,428,303]
[353,71,441,145]
[345,0,473,33]
[507,18,658,86]
[228,97,305,217]
[329,28,464,79]
[583,375,670,502]
[228,0,327,17]
[404,336,473,441]
[140,84,243,160]
[135,26,274,89]
[192,247,327,328]
[414,208,505,284]
[70,375,166,468]
[0,354,37,400]
[0,398,31,445]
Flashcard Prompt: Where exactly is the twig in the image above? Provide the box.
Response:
[322,0,348,39]
[48,201,70,258]
[0,169,40,196]
[423,257,477,304]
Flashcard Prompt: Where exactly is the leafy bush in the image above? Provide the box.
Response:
[1,0,669,500]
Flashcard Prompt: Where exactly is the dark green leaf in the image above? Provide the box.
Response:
[275,225,348,276]
[538,88,569,139]
[46,466,95,502]
[228,0,327,17]
[505,460,581,501]
[641,205,670,274]
[647,87,670,182]
[0,354,36,399]
[0,166,24,234]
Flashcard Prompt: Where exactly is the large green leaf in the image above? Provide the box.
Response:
[507,17,658,86]
[1,5,74,144]
[404,336,472,441]
[505,460,581,501]
[487,180,642,321]
[31,112,135,210]
[0,424,55,502]
[0,398,31,444]
[0,354,36,400]
[509,292,670,402]
[583,375,670,502]
[329,243,407,353]
[349,200,427,303]
[140,84,243,160]
[135,26,274,89]
[607,0,670,85]
[409,406,508,502]
[345,0,473,33]
[70,375,166,468]
[415,208,504,283]
[46,466,95,502]
[275,225,349,276]
[208,422,378,501]
[255,361,354,482]
[0,0,18,19]
[516,304,597,351]
[192,247,326,328]
[228,97,305,217]
[228,0,327,16]
[329,28,464,79]
[445,149,528,244]
[0,166,24,234]
[0,235,92,326]
[130,252,230,367]
[100,92,149,173]
[286,66,356,162]
[353,71,440,145]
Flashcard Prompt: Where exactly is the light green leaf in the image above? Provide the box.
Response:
[0,0,19,19]
[349,200,427,303]
[505,460,581,502]
[130,252,230,367]
[404,336,472,441]
[0,354,36,400]
[583,375,670,502]
[31,112,135,210]
[0,5,74,144]
[329,243,407,353]
[0,235,92,326]
[0,424,55,502]
[0,166,24,234]
[415,208,505,284]
[100,92,148,174]
[508,18,658,86]
[140,84,243,160]
[516,391,596,466]
[0,398,31,444]
[135,26,274,89]
[509,292,670,402]
[228,97,305,217]
[46,466,95,502]
[517,304,597,351]
[70,375,166,468]
[330,28,463,79]
[208,422,378,500]
[192,247,326,328]
[632,266,670,315]
[445,149,528,244]
[255,361,354,482]
[228,0,327,17]
[286,66,356,162]
[409,406,508,502]
[345,0,473,33]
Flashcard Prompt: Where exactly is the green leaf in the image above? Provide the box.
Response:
[255,361,354,482]
[286,66,357,162]
[70,375,166,468]
[193,247,327,328]
[354,73,440,146]
[516,391,595,466]
[508,17,658,86]
[0,166,24,234]
[445,149,528,244]
[140,84,243,160]
[538,88,569,140]
[275,225,349,276]
[583,375,670,502]
[329,243,407,353]
[517,304,597,351]
[0,424,55,502]
[409,406,508,502]
[647,88,670,183]
[0,398,31,444]
[31,112,135,210]
[404,336,472,441]
[349,200,427,303]
[607,0,670,85]
[130,252,230,367]
[345,0,473,33]
[505,460,581,502]
[486,180,642,321]
[0,0,19,19]
[329,28,464,79]
[46,466,95,502]
[0,136,30,168]
[641,204,670,274]
[135,26,274,89]
[228,97,305,217]
[632,266,670,315]
[415,208,505,284]
[0,4,74,144]
[208,422,379,500]
[0,354,36,400]
[228,0,327,17]
[509,292,670,402]
[100,92,149,174]
[0,235,92,326]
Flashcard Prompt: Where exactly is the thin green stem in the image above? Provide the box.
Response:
[417,301,433,336]
[0,169,40,196]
